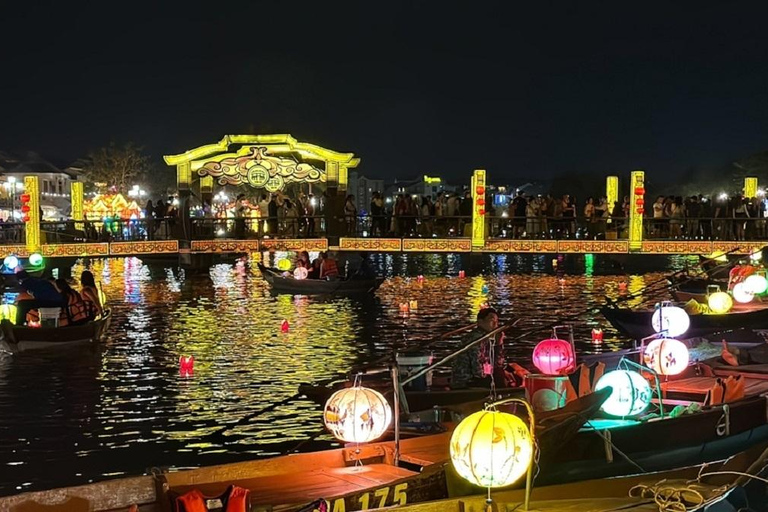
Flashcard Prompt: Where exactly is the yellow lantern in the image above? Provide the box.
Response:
[323,386,392,443]
[277,258,292,271]
[708,291,733,314]
[0,303,17,324]
[450,409,534,488]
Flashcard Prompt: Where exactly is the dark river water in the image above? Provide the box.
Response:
[0,252,694,496]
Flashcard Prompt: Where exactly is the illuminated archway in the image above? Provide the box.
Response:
[163,134,360,194]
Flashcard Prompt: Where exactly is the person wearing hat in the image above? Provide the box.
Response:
[451,307,508,389]
[14,270,64,325]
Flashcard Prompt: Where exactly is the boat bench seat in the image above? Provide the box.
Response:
[169,463,418,508]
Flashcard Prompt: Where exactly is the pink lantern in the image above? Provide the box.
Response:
[281,319,290,333]
[591,328,603,343]
[179,355,194,377]
[417,275,425,283]
[459,270,466,279]
[532,338,575,375]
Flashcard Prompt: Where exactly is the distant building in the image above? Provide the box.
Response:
[0,151,80,220]
[348,171,384,214]
[383,175,460,203]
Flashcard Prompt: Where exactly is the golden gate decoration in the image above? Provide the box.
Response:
[744,177,758,199]
[339,238,402,252]
[629,170,645,251]
[71,181,84,231]
[471,169,486,248]
[164,135,360,193]
[24,176,40,252]
[606,176,619,210]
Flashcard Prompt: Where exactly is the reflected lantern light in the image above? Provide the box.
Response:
[708,292,733,314]
[733,282,755,304]
[532,338,575,375]
[643,338,689,376]
[450,409,534,488]
[651,303,690,338]
[595,370,652,417]
[323,386,392,443]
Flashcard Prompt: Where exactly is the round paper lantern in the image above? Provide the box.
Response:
[733,282,754,304]
[450,410,533,488]
[595,370,652,417]
[28,253,43,267]
[745,274,768,295]
[643,338,689,376]
[323,386,392,443]
[3,255,18,270]
[277,258,291,271]
[532,338,575,375]
[708,292,733,314]
[0,303,17,324]
[651,304,690,338]
[293,267,308,280]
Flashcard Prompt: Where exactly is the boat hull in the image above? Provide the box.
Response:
[0,311,112,352]
[259,263,383,295]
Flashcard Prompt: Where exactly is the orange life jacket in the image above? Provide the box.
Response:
[320,258,339,278]
[63,290,91,326]
[173,485,250,512]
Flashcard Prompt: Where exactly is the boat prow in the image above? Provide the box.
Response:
[0,310,112,353]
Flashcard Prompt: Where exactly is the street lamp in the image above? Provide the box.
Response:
[128,185,147,199]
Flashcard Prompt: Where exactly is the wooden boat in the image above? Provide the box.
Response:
[258,263,384,295]
[0,391,607,512]
[391,439,768,512]
[0,310,112,352]
[601,303,768,339]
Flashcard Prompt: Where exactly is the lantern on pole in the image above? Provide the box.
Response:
[643,338,690,376]
[532,338,575,375]
[651,303,690,338]
[323,385,392,443]
[595,369,651,417]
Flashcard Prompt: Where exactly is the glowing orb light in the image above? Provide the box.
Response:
[450,409,534,488]
[293,267,308,280]
[595,370,652,417]
[3,255,18,270]
[28,253,43,267]
[0,303,17,324]
[745,274,768,295]
[733,282,755,304]
[643,338,690,376]
[323,386,392,443]
[651,304,690,338]
[277,258,291,271]
[532,338,575,375]
[708,292,733,314]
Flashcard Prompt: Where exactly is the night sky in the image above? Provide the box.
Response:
[2,1,768,185]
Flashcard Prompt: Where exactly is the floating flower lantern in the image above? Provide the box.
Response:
[450,409,534,488]
[595,370,651,417]
[399,302,410,313]
[293,267,308,280]
[409,300,418,310]
[708,291,733,314]
[618,281,628,292]
[591,328,603,343]
[643,338,689,376]
[277,258,291,271]
[459,270,466,278]
[3,255,18,270]
[0,304,17,324]
[733,282,754,304]
[417,275,424,283]
[651,303,690,338]
[281,319,290,333]
[532,338,575,375]
[179,355,194,376]
[323,386,392,443]
[745,274,768,295]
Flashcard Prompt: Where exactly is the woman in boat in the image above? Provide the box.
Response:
[80,270,103,317]
[296,251,311,271]
[721,340,768,367]
[55,279,92,326]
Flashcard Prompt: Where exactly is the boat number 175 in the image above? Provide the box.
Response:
[314,483,408,512]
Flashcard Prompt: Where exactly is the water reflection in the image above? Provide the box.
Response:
[0,253,683,495]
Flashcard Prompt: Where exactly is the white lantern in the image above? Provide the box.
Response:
[294,267,308,280]
[651,304,690,338]
[450,410,534,488]
[595,370,652,417]
[745,274,768,295]
[643,338,689,376]
[323,386,392,443]
[732,282,754,304]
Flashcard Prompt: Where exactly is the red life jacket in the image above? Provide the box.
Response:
[320,258,339,278]
[173,485,250,512]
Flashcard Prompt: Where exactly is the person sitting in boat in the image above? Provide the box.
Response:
[296,251,312,271]
[55,279,93,326]
[318,251,340,280]
[451,308,510,389]
[14,270,65,325]
[721,340,768,367]
[80,270,103,317]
